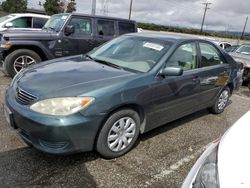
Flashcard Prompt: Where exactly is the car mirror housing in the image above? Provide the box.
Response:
[159,67,183,77]
[5,22,13,28]
[65,25,75,36]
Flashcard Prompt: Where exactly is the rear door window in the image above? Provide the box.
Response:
[97,20,115,36]
[118,22,135,35]
[199,42,225,67]
[33,17,48,28]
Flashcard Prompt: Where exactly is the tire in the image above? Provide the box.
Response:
[96,109,140,159]
[209,87,230,114]
[3,49,41,78]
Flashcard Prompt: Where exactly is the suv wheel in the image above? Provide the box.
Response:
[4,49,41,78]
[96,109,140,158]
[209,87,230,114]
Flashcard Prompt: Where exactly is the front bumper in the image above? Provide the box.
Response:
[5,88,106,155]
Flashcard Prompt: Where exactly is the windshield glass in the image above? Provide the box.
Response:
[236,45,250,55]
[43,14,68,32]
[0,15,15,23]
[88,36,172,73]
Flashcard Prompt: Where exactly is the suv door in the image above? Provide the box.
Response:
[147,42,201,131]
[62,16,94,56]
[94,19,116,46]
[196,42,230,106]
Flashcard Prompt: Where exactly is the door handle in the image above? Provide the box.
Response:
[192,76,200,83]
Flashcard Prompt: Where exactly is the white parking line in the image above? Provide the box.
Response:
[144,144,210,187]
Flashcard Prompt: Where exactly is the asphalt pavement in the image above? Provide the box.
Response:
[0,69,250,188]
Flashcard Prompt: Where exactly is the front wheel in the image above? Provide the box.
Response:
[3,49,41,78]
[209,87,230,114]
[96,109,140,159]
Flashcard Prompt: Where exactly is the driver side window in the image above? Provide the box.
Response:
[166,42,197,71]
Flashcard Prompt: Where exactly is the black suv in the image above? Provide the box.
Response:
[0,13,137,77]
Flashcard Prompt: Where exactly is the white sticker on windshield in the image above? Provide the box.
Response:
[61,16,68,20]
[143,42,164,51]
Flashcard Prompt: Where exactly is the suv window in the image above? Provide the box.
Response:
[166,42,197,71]
[199,43,225,67]
[68,17,92,35]
[97,20,115,36]
[33,17,48,28]
[10,17,32,28]
[118,22,135,35]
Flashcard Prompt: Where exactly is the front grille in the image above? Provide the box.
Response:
[16,87,38,105]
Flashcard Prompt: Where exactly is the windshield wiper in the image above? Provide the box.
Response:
[95,59,123,70]
[85,54,94,60]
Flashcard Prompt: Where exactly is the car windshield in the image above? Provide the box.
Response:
[88,36,172,73]
[43,14,68,32]
[0,15,15,23]
[236,45,250,55]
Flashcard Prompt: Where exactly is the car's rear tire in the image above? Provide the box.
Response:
[4,49,41,78]
[96,109,140,159]
[209,87,230,114]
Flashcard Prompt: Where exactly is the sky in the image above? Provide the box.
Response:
[5,0,250,32]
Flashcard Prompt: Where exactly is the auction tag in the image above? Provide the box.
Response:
[143,42,164,51]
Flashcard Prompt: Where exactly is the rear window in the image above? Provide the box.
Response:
[118,22,135,35]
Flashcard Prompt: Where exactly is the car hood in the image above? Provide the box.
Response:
[230,52,250,67]
[218,111,250,188]
[16,55,137,98]
[2,29,57,40]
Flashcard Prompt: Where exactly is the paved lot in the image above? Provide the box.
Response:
[0,69,250,188]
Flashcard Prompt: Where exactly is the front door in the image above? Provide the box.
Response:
[62,16,96,56]
[146,42,201,131]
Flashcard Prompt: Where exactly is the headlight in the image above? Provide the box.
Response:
[193,144,219,188]
[30,97,94,116]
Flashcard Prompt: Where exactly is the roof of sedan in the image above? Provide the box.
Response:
[126,32,201,42]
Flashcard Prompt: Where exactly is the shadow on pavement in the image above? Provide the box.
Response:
[140,109,210,142]
[0,147,98,187]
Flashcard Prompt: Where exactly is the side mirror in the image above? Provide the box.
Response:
[159,67,183,77]
[5,22,13,28]
[65,25,75,36]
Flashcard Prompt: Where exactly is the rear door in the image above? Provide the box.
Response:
[195,41,230,106]
[147,42,201,131]
[62,16,95,56]
[94,19,116,46]
[118,21,136,35]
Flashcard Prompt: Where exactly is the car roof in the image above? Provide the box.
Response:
[54,13,136,23]
[125,32,205,43]
[10,13,50,18]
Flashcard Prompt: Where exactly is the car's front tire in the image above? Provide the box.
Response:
[96,109,140,159]
[4,49,41,78]
[209,87,230,114]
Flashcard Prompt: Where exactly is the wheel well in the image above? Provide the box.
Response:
[5,46,48,61]
[94,104,146,148]
[227,83,234,94]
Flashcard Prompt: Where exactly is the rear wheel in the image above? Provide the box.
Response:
[4,49,41,78]
[96,109,140,158]
[209,87,230,114]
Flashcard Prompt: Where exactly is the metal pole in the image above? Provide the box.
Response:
[129,0,133,20]
[240,16,248,40]
[200,3,211,33]
[92,0,96,15]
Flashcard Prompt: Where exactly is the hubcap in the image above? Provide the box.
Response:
[14,55,36,73]
[218,90,229,110]
[107,117,136,152]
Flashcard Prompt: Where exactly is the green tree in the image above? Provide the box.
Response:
[66,0,76,13]
[44,0,64,15]
[1,0,27,13]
